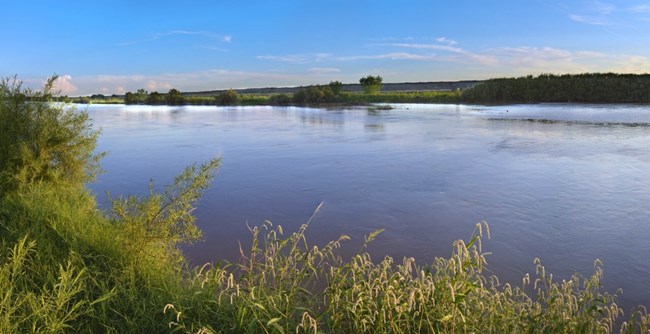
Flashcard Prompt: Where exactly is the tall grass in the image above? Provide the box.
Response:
[163,221,650,334]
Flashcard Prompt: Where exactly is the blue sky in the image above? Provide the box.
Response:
[3,0,650,95]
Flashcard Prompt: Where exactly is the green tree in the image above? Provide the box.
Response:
[328,81,343,95]
[147,91,165,105]
[166,88,186,105]
[215,89,239,105]
[292,85,336,105]
[0,76,102,195]
[124,88,148,104]
[359,75,383,94]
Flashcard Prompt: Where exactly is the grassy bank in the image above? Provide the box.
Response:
[3,77,650,333]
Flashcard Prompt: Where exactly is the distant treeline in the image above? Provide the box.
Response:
[461,73,650,104]
[72,73,650,106]
[73,81,462,106]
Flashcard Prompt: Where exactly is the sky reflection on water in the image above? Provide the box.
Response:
[87,103,650,309]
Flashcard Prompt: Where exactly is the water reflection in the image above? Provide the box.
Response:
[87,103,650,312]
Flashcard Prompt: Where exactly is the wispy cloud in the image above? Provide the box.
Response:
[256,53,332,64]
[569,14,610,25]
[308,67,341,74]
[593,1,615,15]
[436,37,458,46]
[117,30,232,47]
[151,30,232,42]
[387,43,499,65]
[257,54,311,63]
[629,4,650,13]
[52,69,357,95]
[337,52,438,61]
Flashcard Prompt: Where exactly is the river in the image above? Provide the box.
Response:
[86,103,650,310]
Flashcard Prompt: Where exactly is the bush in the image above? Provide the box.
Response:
[166,88,186,105]
[0,76,102,195]
[359,75,383,94]
[293,85,336,105]
[215,89,239,105]
[268,93,292,106]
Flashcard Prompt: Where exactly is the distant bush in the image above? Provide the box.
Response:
[360,75,383,94]
[268,93,292,106]
[125,88,148,104]
[215,89,239,105]
[293,85,337,105]
[146,91,166,105]
[166,88,186,105]
[328,80,343,95]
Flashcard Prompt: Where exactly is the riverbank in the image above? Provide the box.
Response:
[71,81,470,106]
[4,79,650,332]
[71,73,650,107]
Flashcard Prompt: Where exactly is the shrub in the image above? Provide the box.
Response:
[359,75,383,94]
[215,89,239,105]
[0,76,102,195]
[293,85,336,105]
[268,93,292,106]
[166,88,186,105]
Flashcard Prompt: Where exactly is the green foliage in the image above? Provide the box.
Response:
[146,91,166,105]
[461,73,650,104]
[109,158,221,266]
[215,89,240,105]
[125,88,148,105]
[268,93,292,106]
[0,76,102,195]
[339,90,461,104]
[359,75,383,94]
[3,76,650,333]
[328,81,343,95]
[166,88,186,106]
[293,85,337,105]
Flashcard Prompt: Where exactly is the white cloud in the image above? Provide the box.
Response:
[118,30,232,47]
[436,37,458,46]
[308,67,341,74]
[257,54,311,63]
[593,2,615,15]
[257,53,332,64]
[51,75,77,94]
[58,69,355,95]
[569,14,610,25]
[337,52,438,61]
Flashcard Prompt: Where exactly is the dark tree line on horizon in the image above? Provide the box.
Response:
[461,73,650,104]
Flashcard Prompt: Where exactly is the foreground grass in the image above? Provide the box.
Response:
[3,77,650,333]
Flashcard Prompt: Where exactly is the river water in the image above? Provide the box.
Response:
[86,103,650,310]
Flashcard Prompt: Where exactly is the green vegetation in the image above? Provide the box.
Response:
[74,72,650,107]
[5,77,650,332]
[215,89,240,105]
[461,73,650,104]
[166,88,186,106]
[360,75,383,95]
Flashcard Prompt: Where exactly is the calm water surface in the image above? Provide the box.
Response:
[87,103,650,309]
